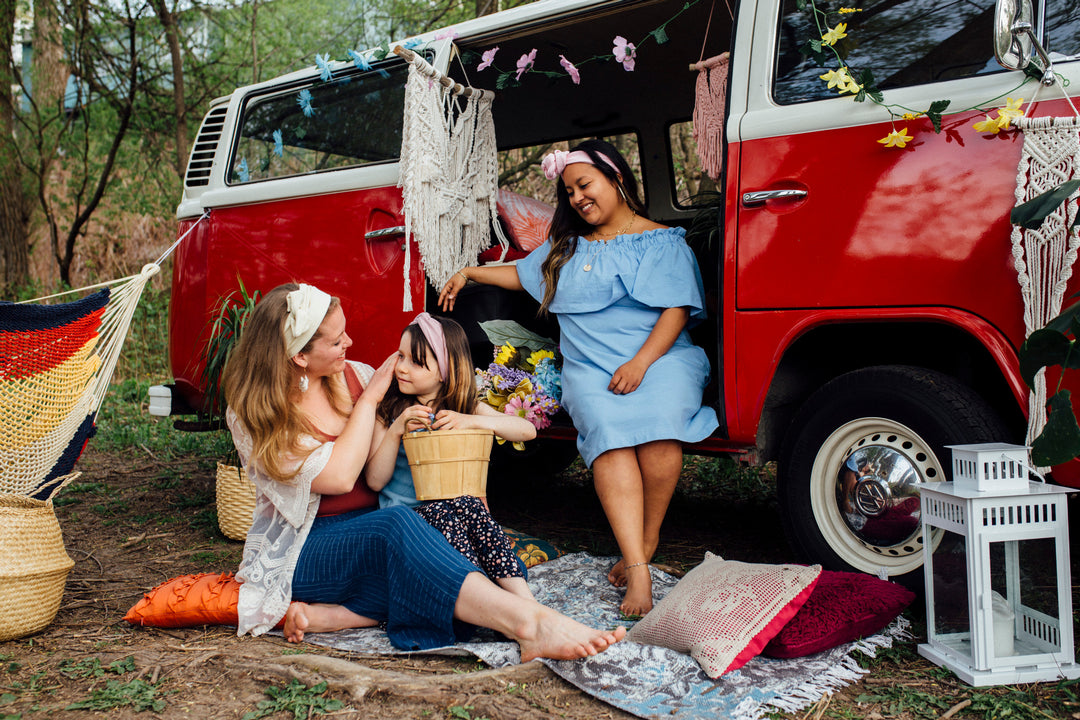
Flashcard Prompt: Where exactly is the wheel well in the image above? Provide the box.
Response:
[756,321,1026,463]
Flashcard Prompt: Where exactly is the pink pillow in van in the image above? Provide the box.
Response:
[497,189,554,252]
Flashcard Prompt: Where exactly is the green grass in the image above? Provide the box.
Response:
[241,679,343,720]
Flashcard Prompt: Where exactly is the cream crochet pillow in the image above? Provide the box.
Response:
[627,553,821,678]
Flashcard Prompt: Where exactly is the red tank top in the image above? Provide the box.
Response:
[315,365,380,516]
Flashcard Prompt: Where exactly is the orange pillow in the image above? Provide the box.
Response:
[124,572,284,629]
[496,189,554,252]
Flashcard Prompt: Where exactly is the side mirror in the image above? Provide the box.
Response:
[994,0,1034,71]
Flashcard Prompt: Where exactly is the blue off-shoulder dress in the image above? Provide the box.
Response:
[515,227,718,467]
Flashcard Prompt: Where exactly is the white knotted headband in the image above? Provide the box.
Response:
[284,284,332,356]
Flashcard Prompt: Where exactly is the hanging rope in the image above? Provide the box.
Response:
[396,46,506,311]
[0,210,209,495]
[1011,116,1080,462]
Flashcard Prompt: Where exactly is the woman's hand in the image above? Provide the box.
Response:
[609,358,649,395]
[431,409,476,431]
[438,272,468,312]
[360,352,398,406]
[394,404,435,435]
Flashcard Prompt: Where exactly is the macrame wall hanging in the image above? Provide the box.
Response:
[691,0,733,182]
[1011,115,1080,455]
[397,47,506,311]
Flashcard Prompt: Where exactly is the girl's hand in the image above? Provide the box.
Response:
[609,359,649,395]
[431,409,475,430]
[395,404,434,434]
[361,352,398,405]
[438,271,468,312]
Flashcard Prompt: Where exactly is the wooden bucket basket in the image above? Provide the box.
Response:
[403,428,494,501]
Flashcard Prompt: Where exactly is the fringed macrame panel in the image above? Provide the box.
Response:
[692,53,729,182]
[1011,116,1080,452]
[0,264,161,496]
[399,59,506,310]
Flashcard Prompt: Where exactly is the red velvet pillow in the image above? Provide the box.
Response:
[124,572,284,629]
[762,570,915,658]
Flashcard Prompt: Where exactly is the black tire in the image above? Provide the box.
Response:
[777,365,1010,583]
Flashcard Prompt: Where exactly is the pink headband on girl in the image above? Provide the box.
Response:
[410,313,448,382]
[541,149,620,180]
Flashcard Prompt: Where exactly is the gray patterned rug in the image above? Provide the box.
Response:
[298,552,911,720]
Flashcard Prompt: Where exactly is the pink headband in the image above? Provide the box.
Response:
[541,149,620,181]
[410,313,448,382]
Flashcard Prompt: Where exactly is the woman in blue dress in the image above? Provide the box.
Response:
[439,140,718,615]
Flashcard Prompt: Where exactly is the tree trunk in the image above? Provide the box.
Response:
[150,0,189,179]
[0,0,30,289]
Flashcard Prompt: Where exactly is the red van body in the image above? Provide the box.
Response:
[164,0,1080,579]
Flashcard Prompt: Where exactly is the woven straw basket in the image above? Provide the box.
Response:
[0,489,76,641]
[403,428,494,501]
[216,463,256,541]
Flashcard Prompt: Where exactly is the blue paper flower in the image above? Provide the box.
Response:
[272,129,283,157]
[297,89,314,117]
[347,49,371,71]
[401,38,423,50]
[237,157,250,183]
[315,53,333,81]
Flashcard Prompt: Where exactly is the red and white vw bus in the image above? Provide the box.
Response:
[161,0,1080,580]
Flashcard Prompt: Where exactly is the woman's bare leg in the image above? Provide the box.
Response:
[496,576,535,601]
[454,572,626,662]
[283,602,378,643]
[592,447,654,615]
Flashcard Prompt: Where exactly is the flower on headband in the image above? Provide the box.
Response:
[613,36,636,71]
[516,49,537,81]
[478,47,499,71]
[315,53,333,81]
[559,55,581,84]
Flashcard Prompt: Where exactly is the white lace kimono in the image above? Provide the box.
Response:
[226,360,373,636]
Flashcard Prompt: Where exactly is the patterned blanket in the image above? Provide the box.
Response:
[299,552,910,720]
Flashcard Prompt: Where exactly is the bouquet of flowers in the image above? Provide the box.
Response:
[476,342,562,449]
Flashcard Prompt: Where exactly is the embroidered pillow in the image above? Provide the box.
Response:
[496,189,554,252]
[762,570,915,658]
[503,527,565,568]
[627,554,820,678]
[123,572,284,629]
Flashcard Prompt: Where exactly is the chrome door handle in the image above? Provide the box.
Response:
[742,189,808,206]
[365,225,406,239]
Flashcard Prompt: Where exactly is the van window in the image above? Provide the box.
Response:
[774,0,1001,105]
[230,62,410,184]
[1046,1,1080,58]
[497,134,642,207]
[668,121,717,208]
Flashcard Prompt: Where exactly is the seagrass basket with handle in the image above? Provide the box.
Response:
[403,428,494,500]
[216,462,256,541]
[0,475,78,641]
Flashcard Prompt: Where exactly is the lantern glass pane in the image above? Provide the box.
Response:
[932,530,969,638]
[989,538,1062,655]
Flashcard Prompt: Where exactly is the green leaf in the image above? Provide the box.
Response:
[1031,390,1080,466]
[867,90,883,104]
[928,99,951,115]
[927,111,943,133]
[1018,327,1075,389]
[1024,62,1045,81]
[1011,180,1080,230]
[478,320,555,353]
[495,72,513,90]
[650,27,669,44]
[1043,298,1080,334]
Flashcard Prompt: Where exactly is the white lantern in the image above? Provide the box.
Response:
[917,443,1080,686]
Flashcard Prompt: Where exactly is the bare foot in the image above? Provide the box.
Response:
[608,558,627,588]
[619,564,653,617]
[283,602,378,643]
[516,608,627,663]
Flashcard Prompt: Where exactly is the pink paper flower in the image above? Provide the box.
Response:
[613,36,636,71]
[515,48,537,81]
[478,46,499,71]
[433,30,459,41]
[559,55,581,84]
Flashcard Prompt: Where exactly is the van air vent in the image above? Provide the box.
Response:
[184,105,228,188]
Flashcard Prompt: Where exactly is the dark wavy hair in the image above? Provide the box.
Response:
[539,139,647,313]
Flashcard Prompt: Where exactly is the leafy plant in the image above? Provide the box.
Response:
[201,277,260,422]
[241,679,342,720]
[66,679,165,712]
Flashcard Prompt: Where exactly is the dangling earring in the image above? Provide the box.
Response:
[299,373,309,392]
[618,185,628,202]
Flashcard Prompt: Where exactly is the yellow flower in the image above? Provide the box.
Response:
[973,113,1008,134]
[527,349,555,367]
[1001,97,1024,121]
[821,23,847,46]
[839,7,862,13]
[486,389,509,411]
[494,344,516,365]
[877,127,913,148]
[902,112,921,120]
[820,67,851,91]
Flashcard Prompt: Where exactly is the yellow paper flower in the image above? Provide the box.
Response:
[821,23,847,46]
[527,349,555,367]
[902,112,921,120]
[839,7,862,13]
[877,127,913,148]
[820,67,853,92]
[1001,97,1025,121]
[973,113,1008,134]
[494,344,516,365]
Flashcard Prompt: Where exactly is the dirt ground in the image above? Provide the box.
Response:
[2,447,1077,719]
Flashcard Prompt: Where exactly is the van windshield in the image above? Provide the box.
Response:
[230,61,409,184]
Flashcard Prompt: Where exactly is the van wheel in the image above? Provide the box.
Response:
[777,365,1009,583]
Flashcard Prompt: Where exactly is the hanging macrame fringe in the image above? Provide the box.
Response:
[396,45,506,311]
[692,52,729,182]
[1011,116,1080,465]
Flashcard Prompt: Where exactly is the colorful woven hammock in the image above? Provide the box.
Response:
[1,264,161,496]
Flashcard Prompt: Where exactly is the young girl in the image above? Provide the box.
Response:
[438,139,719,616]
[367,312,538,601]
